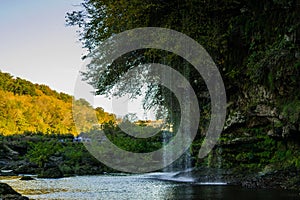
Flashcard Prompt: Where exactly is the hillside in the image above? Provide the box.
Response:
[0,71,116,135]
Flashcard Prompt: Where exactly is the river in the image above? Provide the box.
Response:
[1,173,299,200]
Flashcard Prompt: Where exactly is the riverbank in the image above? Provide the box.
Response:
[0,134,113,178]
[1,133,300,192]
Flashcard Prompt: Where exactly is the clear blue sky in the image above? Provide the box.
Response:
[0,0,84,94]
[0,0,153,119]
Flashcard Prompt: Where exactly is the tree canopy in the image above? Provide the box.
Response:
[66,0,300,131]
[0,71,116,135]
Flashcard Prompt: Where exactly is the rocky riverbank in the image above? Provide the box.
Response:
[189,133,300,191]
[0,134,113,179]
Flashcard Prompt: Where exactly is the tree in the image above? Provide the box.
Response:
[66,0,300,129]
[0,71,116,135]
[66,0,214,124]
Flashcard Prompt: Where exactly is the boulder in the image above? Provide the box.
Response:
[0,169,16,176]
[0,183,29,200]
[20,176,35,181]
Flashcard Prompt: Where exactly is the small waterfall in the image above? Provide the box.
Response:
[162,129,193,173]
[160,60,194,178]
[184,149,192,170]
[159,131,194,182]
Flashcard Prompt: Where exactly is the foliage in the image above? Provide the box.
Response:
[282,100,300,124]
[65,1,300,173]
[26,140,63,167]
[66,0,300,132]
[206,135,300,171]
[102,121,164,153]
[21,124,165,174]
[0,71,116,135]
[246,36,299,91]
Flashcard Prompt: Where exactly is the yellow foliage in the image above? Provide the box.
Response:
[0,73,116,135]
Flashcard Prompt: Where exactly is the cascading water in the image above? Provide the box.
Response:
[162,130,174,172]
[159,129,194,182]
[183,148,192,173]
[181,61,193,176]
[159,51,194,181]
[162,122,193,172]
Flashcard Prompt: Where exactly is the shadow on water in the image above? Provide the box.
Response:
[167,184,300,200]
[146,172,300,200]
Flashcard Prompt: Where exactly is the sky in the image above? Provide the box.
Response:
[0,0,154,119]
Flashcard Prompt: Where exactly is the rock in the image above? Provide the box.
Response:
[38,165,63,178]
[0,159,37,176]
[2,145,19,157]
[0,160,9,167]
[0,183,29,200]
[20,176,34,181]
[253,104,276,117]
[0,183,19,196]
[0,169,16,176]
[14,162,39,175]
[0,194,29,200]
[49,156,63,163]
[224,111,245,131]
[239,168,300,190]
[219,137,263,146]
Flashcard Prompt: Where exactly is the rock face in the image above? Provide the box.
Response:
[193,84,300,191]
[0,183,29,200]
[227,84,300,140]
[241,168,300,190]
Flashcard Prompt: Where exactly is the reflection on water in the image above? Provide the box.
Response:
[1,174,299,200]
[2,175,178,200]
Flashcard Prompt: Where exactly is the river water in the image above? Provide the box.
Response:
[1,173,299,200]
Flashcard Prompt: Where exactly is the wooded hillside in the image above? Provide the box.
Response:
[0,71,116,135]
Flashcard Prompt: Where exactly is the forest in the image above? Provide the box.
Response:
[66,0,300,132]
[0,71,116,135]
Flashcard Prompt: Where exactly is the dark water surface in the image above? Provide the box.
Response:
[1,173,299,200]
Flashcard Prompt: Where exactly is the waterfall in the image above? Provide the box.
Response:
[159,130,194,182]
[162,129,193,173]
[159,50,194,177]
[183,149,192,171]
[162,130,174,172]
